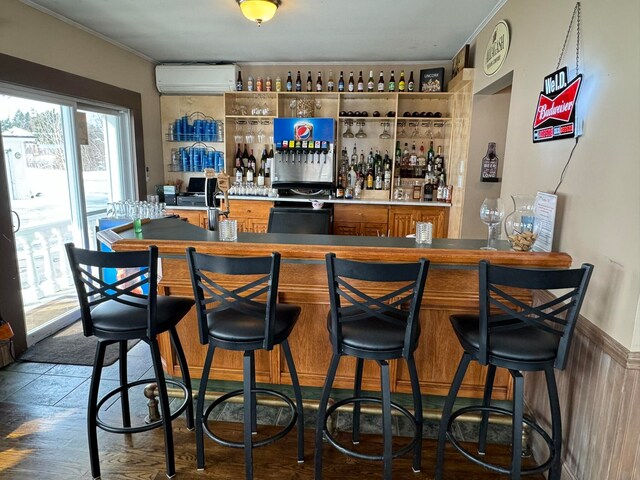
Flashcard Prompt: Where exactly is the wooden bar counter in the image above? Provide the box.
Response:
[107,217,571,400]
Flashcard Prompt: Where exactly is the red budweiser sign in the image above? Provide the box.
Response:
[533,67,582,143]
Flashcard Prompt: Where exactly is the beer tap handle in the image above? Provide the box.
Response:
[216,172,231,217]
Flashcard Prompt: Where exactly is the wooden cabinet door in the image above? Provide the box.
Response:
[248,218,269,233]
[333,222,360,236]
[417,209,449,238]
[389,209,416,237]
[362,222,388,237]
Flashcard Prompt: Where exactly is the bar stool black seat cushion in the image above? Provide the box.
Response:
[208,304,301,343]
[326,312,420,352]
[91,296,195,334]
[450,314,560,363]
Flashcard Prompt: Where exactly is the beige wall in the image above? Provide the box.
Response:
[470,0,640,350]
[0,0,163,192]
[461,85,511,238]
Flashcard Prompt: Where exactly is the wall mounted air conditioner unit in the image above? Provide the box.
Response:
[155,64,238,94]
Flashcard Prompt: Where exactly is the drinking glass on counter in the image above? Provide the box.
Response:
[415,221,433,245]
[219,219,237,242]
[479,197,505,250]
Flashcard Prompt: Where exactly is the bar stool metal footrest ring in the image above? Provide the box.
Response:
[95,377,192,434]
[321,396,419,461]
[445,405,554,476]
[202,387,298,449]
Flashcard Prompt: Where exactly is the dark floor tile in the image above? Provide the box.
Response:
[4,360,56,374]
[47,363,94,378]
[0,370,40,402]
[100,354,153,382]
[4,373,85,406]
[54,377,121,409]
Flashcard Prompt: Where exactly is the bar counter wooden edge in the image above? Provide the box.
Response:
[104,217,571,401]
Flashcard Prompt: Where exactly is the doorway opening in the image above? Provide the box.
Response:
[460,73,513,239]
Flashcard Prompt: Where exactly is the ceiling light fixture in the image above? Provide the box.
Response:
[237,0,281,26]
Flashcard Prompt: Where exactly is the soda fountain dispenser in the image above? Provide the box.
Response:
[271,118,335,190]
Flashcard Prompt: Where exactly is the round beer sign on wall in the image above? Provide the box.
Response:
[484,20,510,76]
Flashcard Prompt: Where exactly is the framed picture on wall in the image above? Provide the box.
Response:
[420,68,445,92]
[452,44,470,77]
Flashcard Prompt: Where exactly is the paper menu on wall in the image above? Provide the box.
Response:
[533,192,557,252]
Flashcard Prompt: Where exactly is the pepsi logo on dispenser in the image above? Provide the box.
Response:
[294,121,313,140]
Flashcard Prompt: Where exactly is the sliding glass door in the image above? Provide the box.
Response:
[0,86,136,346]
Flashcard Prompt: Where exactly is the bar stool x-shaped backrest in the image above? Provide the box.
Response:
[478,260,594,369]
[187,248,281,350]
[326,252,429,359]
[66,244,159,338]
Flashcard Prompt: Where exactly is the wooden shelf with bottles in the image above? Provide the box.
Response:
[221,90,457,196]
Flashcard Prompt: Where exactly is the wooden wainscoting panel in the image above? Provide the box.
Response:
[525,291,640,480]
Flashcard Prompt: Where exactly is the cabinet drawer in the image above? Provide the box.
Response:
[334,204,388,223]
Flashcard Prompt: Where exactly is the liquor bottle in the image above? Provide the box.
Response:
[242,143,249,169]
[246,149,255,183]
[295,71,302,92]
[395,140,402,172]
[377,71,385,92]
[275,76,282,92]
[366,167,374,190]
[383,151,392,190]
[286,71,293,92]
[408,71,415,92]
[481,142,499,179]
[426,141,435,171]
[357,71,364,92]
[256,76,263,92]
[247,75,254,92]
[257,149,266,186]
[235,144,244,183]
[265,76,272,92]
[398,71,406,92]
[327,70,335,92]
[316,71,323,92]
[436,174,446,202]
[367,71,374,92]
[236,71,243,91]
[348,72,355,92]
[423,166,434,202]
[266,146,274,178]
[306,71,313,92]
[351,144,358,165]
[409,142,417,167]
[388,70,396,92]
[348,164,357,187]
[235,143,242,163]
[434,145,445,177]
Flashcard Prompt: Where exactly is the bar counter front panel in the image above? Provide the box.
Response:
[109,218,572,400]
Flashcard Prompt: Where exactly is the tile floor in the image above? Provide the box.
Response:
[0,341,513,446]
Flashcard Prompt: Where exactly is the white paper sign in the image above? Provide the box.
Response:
[533,192,557,252]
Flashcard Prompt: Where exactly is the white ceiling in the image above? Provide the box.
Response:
[21,0,504,64]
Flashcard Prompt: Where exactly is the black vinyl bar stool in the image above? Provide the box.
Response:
[186,248,304,480]
[435,260,593,480]
[315,253,429,480]
[65,243,195,479]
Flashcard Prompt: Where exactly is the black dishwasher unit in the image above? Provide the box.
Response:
[267,202,333,234]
